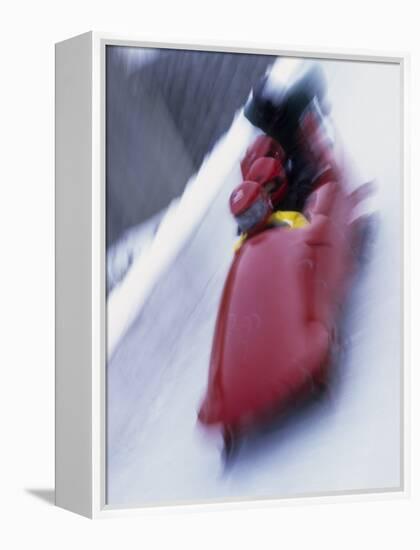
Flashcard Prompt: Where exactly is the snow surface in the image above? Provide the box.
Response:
[106,59,402,507]
[107,209,165,294]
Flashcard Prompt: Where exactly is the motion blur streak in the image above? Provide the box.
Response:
[106,56,401,507]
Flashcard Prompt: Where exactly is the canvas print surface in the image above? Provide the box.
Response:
[106,45,402,507]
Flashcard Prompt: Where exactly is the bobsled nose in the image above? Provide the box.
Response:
[198,392,223,426]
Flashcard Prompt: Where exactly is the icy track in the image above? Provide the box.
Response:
[106,59,402,507]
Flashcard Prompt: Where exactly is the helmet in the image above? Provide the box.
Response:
[240,135,285,179]
[229,180,273,235]
[246,157,288,207]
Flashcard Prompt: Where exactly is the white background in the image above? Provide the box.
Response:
[0,1,418,548]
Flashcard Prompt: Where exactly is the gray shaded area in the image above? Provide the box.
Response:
[26,489,55,506]
[55,32,93,519]
[106,46,274,247]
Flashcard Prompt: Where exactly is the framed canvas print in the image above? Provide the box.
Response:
[55,32,408,518]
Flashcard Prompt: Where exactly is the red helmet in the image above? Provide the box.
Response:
[240,135,285,179]
[246,157,288,206]
[229,180,272,235]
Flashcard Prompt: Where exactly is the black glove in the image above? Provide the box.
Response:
[244,61,327,156]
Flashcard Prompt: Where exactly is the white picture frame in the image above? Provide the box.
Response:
[55,31,409,518]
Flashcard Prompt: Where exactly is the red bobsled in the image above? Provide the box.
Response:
[198,174,364,435]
